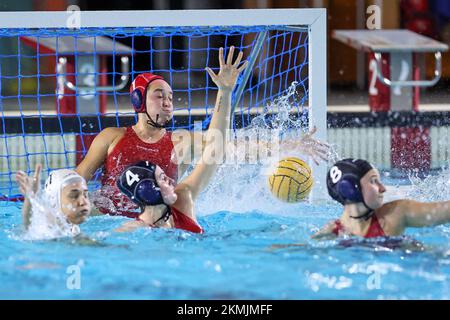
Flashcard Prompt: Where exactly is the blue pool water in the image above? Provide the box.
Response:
[1,167,449,299]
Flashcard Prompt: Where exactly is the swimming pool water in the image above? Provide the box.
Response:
[1,167,449,299]
[1,204,449,299]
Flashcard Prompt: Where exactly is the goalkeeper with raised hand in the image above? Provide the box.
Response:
[76,45,328,219]
[114,46,247,232]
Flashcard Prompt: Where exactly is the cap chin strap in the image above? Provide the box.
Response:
[148,206,172,227]
[349,201,374,221]
[144,110,168,128]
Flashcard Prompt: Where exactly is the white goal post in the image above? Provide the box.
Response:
[0,8,327,201]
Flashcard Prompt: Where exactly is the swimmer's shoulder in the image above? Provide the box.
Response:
[376,200,412,235]
[99,127,127,141]
[96,127,127,152]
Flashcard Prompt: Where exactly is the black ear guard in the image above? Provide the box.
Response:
[131,87,168,128]
[336,175,363,204]
[130,89,144,113]
[327,158,373,205]
[129,73,164,113]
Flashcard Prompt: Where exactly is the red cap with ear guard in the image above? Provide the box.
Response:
[129,73,164,113]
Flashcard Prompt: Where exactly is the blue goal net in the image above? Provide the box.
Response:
[0,25,309,201]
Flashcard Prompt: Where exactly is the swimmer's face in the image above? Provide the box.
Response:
[60,182,91,225]
[360,169,386,209]
[145,80,174,125]
[154,165,177,205]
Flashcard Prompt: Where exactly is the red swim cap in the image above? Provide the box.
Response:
[130,73,164,113]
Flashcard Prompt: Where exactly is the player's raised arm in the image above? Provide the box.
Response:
[179,46,248,199]
[15,164,42,230]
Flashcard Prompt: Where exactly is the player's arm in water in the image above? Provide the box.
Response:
[380,199,450,235]
[311,221,339,240]
[312,158,450,239]
[15,164,42,230]
[318,199,450,238]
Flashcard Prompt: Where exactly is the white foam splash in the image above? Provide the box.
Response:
[406,167,450,202]
[196,82,319,215]
[19,191,79,240]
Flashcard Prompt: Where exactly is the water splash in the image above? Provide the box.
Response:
[15,191,79,241]
[196,82,328,215]
[406,166,450,202]
[326,144,341,165]
[252,81,306,131]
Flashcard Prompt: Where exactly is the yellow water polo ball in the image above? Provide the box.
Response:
[268,157,314,202]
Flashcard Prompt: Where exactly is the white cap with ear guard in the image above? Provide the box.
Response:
[44,169,86,211]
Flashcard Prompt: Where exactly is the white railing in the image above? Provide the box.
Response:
[1,135,77,173]
[328,127,392,169]
[2,128,449,174]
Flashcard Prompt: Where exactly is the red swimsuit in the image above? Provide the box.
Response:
[171,207,204,233]
[332,215,386,238]
[95,127,178,218]
[137,206,204,234]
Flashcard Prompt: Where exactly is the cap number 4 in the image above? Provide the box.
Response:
[126,170,140,186]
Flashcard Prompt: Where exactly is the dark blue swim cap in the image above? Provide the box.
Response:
[326,158,374,205]
[116,161,165,207]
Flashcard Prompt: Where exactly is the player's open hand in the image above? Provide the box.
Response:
[206,46,248,92]
[16,164,42,197]
[297,127,330,165]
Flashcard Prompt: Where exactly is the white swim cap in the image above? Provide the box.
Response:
[44,169,86,211]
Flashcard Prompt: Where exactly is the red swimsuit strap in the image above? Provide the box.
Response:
[135,207,203,234]
[171,206,203,234]
[332,220,345,235]
[332,216,385,238]
[365,215,386,238]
